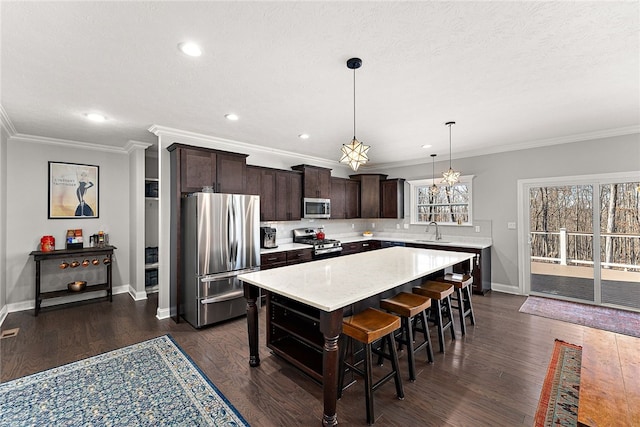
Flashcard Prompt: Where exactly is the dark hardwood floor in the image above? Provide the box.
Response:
[1,291,591,426]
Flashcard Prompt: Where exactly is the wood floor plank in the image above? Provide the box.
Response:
[617,333,640,427]
[1,292,635,426]
[578,328,633,427]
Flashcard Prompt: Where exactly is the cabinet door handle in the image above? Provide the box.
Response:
[362,243,369,247]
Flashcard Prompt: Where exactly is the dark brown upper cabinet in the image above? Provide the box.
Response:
[349,174,387,218]
[330,177,360,219]
[380,178,405,219]
[291,164,332,199]
[275,170,303,221]
[247,166,277,221]
[168,143,247,194]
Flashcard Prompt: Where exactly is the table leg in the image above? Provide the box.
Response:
[35,259,41,316]
[320,309,343,426]
[243,282,260,367]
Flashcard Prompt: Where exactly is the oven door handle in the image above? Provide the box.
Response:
[201,290,244,304]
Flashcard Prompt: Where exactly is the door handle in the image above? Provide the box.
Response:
[201,290,244,304]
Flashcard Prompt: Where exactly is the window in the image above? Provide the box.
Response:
[408,175,474,225]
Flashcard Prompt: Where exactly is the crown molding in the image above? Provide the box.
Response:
[9,133,127,153]
[148,124,340,170]
[124,140,153,154]
[0,105,17,136]
[370,125,640,170]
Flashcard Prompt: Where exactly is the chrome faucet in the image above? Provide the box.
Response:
[427,221,441,241]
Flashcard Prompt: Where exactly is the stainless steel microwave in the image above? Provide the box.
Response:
[303,198,331,219]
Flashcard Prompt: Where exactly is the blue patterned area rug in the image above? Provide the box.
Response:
[0,335,249,426]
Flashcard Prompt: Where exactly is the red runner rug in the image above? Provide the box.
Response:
[534,339,582,427]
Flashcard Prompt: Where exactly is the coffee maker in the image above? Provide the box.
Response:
[260,227,277,249]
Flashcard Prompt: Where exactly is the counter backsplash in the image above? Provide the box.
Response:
[260,218,493,245]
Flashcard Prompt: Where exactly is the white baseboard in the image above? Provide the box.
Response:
[0,304,8,326]
[112,285,130,295]
[4,284,132,316]
[7,300,34,313]
[156,307,171,320]
[128,286,148,301]
[491,282,524,295]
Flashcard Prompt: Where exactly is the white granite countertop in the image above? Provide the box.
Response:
[240,246,474,312]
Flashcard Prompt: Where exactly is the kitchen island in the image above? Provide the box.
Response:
[239,246,474,426]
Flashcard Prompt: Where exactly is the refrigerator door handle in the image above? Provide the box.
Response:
[201,290,244,304]
[200,267,259,282]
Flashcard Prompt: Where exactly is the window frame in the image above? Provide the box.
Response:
[408,175,474,225]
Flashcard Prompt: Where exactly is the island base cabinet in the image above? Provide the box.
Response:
[406,243,491,295]
[266,293,325,382]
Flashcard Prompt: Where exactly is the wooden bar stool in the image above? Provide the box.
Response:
[338,308,404,425]
[379,292,434,382]
[435,273,476,335]
[412,281,456,353]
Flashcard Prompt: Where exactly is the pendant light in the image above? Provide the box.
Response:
[441,121,461,186]
[340,57,370,171]
[429,154,439,195]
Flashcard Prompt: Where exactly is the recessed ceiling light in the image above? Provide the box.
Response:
[178,42,202,57]
[85,113,107,122]
[298,134,310,140]
[225,113,239,121]
[422,144,432,149]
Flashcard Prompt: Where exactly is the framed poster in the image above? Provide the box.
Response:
[48,161,99,219]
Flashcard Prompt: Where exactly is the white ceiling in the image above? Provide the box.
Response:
[2,1,639,168]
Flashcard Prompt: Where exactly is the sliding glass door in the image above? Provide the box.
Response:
[599,182,640,310]
[521,174,640,311]
[528,185,595,301]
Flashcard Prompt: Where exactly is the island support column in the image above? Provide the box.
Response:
[319,309,343,426]
[243,282,261,367]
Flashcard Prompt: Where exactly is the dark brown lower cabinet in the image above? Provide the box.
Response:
[406,242,491,294]
[341,240,380,255]
[260,252,286,270]
[260,248,313,270]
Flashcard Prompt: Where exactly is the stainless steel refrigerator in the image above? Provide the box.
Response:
[181,192,260,328]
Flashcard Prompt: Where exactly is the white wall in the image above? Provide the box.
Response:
[376,133,640,293]
[0,123,8,321]
[5,137,131,309]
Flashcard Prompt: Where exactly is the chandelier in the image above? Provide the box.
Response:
[340,57,370,171]
[441,121,461,186]
[429,154,439,195]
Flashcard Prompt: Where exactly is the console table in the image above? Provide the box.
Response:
[29,246,116,316]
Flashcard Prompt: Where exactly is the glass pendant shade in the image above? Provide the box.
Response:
[429,153,439,195]
[340,137,370,172]
[441,121,460,185]
[340,57,369,172]
[442,168,461,186]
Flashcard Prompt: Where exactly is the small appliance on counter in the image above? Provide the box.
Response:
[260,227,278,249]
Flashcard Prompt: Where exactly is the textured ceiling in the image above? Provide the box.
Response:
[1,1,638,167]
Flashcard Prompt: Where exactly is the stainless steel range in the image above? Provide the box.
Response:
[292,228,342,258]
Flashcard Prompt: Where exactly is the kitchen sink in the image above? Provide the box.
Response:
[415,239,450,244]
